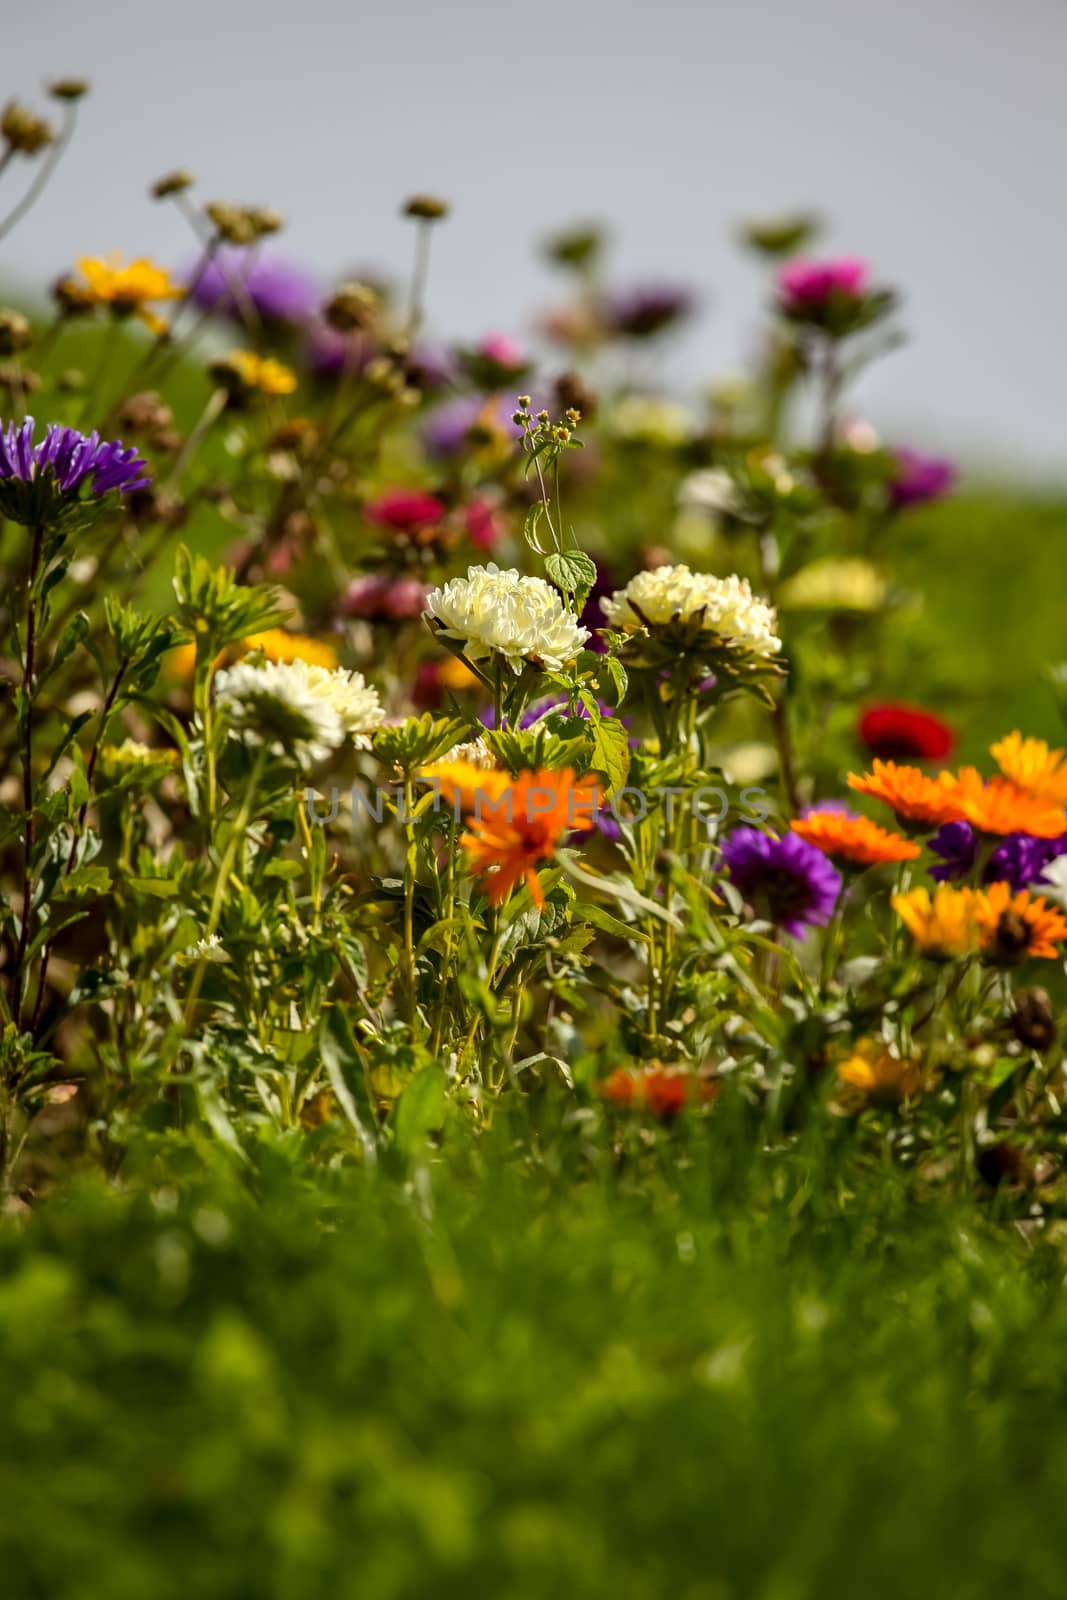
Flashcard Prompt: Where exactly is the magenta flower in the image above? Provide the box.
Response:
[777,256,870,310]
[464,496,502,551]
[478,332,525,367]
[341,574,391,620]
[365,489,445,533]
[889,447,956,509]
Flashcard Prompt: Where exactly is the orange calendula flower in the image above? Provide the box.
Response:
[242,629,338,670]
[76,253,184,334]
[948,766,1067,839]
[597,1065,717,1118]
[837,1042,926,1107]
[891,883,984,959]
[989,732,1067,806]
[976,882,1067,963]
[847,760,963,828]
[460,767,600,908]
[224,349,298,396]
[791,809,920,865]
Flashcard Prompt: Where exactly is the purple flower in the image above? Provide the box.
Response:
[188,250,318,325]
[929,822,1067,891]
[0,417,149,524]
[720,825,842,937]
[603,283,696,340]
[889,447,956,509]
[422,396,525,459]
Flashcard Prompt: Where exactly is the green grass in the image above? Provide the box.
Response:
[3,1111,1067,1600]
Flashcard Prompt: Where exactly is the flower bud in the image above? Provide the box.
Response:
[205,202,258,246]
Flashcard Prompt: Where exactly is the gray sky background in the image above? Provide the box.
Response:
[3,0,1065,477]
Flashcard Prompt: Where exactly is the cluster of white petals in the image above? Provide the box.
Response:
[600,564,781,658]
[426,564,589,675]
[214,659,383,768]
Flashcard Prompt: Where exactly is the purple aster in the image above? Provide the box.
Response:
[889,448,956,509]
[929,821,1067,891]
[0,417,149,523]
[188,250,318,325]
[720,825,842,937]
[602,283,697,340]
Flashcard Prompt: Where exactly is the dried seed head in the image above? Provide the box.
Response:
[1,101,54,155]
[0,361,42,400]
[324,281,379,333]
[1011,987,1057,1053]
[52,275,97,318]
[205,202,258,246]
[118,390,175,436]
[403,194,449,221]
[0,309,32,356]
[151,169,195,200]
[246,206,285,239]
[48,78,90,102]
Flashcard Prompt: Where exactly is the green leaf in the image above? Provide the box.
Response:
[393,1063,447,1155]
[319,1007,378,1164]
[126,877,180,899]
[589,716,631,794]
[54,864,112,902]
[574,900,648,943]
[545,549,597,601]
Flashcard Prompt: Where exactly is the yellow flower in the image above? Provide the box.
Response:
[76,253,184,333]
[778,557,887,613]
[892,883,984,959]
[225,350,298,396]
[837,1042,925,1108]
[990,731,1067,806]
[242,629,338,670]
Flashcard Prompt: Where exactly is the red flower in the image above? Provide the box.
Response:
[597,1066,717,1119]
[858,703,954,763]
[365,489,445,532]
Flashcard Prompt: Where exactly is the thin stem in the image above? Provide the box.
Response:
[11,522,44,1030]
[407,220,433,337]
[31,657,129,1037]
[0,103,77,244]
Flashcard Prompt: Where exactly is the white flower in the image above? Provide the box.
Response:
[214,658,383,767]
[191,934,229,963]
[679,468,742,517]
[438,735,497,768]
[610,395,695,446]
[600,564,781,658]
[1039,856,1067,910]
[426,563,589,676]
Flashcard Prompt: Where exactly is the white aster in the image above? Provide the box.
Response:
[679,468,742,517]
[214,658,383,767]
[425,563,589,676]
[1038,856,1067,911]
[600,564,781,658]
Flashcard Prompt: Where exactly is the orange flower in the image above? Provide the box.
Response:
[460,767,600,908]
[847,760,963,827]
[949,766,1067,839]
[791,809,920,865]
[242,629,338,670]
[837,1042,926,1108]
[976,882,1067,963]
[892,884,984,959]
[419,759,510,819]
[76,253,184,334]
[990,732,1067,805]
[597,1065,717,1118]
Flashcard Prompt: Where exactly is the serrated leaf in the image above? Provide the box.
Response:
[545,548,597,601]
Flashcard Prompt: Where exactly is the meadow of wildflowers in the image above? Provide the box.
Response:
[3,77,1067,1600]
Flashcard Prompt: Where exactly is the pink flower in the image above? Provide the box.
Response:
[341,574,392,618]
[365,489,446,533]
[464,495,502,551]
[384,576,429,619]
[889,447,956,509]
[478,332,525,367]
[777,256,870,309]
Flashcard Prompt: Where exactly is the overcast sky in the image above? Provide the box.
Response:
[3,0,1065,476]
